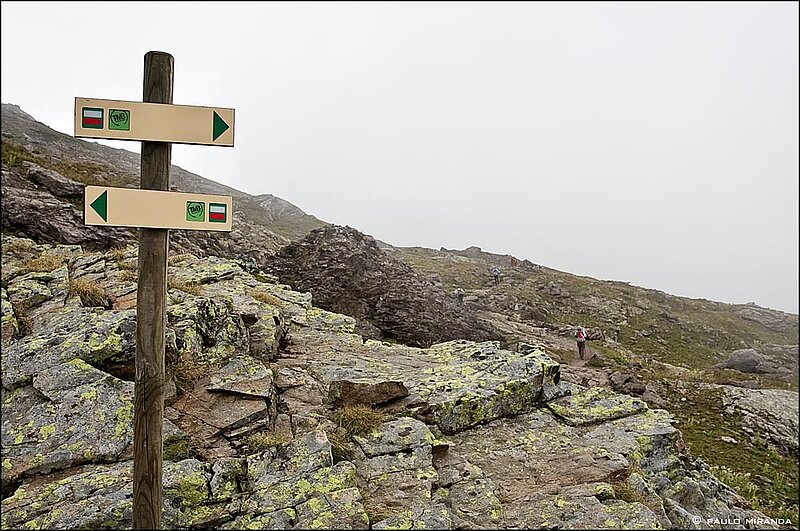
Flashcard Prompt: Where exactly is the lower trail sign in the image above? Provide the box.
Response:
[75,51,235,529]
[84,186,233,231]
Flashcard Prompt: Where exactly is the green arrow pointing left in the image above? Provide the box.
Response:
[213,111,229,141]
[90,190,108,222]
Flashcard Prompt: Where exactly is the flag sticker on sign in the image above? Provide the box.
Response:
[209,203,227,223]
[82,107,103,129]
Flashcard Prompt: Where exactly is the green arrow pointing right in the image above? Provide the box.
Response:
[90,190,108,222]
[213,111,229,141]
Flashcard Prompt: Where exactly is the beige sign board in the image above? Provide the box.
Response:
[84,186,233,231]
[74,97,234,146]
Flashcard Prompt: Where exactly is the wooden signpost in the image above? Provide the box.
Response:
[75,51,234,529]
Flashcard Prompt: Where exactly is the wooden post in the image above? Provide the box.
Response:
[133,51,173,530]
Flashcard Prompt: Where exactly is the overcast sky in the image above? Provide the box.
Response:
[2,2,798,313]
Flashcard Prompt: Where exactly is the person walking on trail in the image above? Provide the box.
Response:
[576,326,588,360]
[455,287,465,305]
[491,266,501,286]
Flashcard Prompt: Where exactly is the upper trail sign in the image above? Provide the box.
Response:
[74,97,234,146]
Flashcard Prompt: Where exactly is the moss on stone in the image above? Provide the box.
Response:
[114,402,133,438]
[163,435,197,461]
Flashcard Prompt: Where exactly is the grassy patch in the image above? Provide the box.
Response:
[2,139,135,188]
[252,290,283,306]
[117,259,137,271]
[167,254,193,265]
[21,254,63,273]
[331,405,385,436]
[11,301,33,337]
[68,277,111,308]
[3,239,35,255]
[1,139,45,168]
[665,385,799,523]
[107,248,128,262]
[119,270,137,282]
[168,279,203,296]
[243,431,288,453]
[325,427,357,463]
[165,349,212,394]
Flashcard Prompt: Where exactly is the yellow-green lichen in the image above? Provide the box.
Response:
[79,387,98,401]
[114,403,133,438]
[2,458,12,470]
[38,424,56,441]
[168,472,209,507]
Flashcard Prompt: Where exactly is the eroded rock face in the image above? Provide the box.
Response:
[266,225,500,347]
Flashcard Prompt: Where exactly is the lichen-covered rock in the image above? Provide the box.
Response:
[353,418,435,457]
[294,337,564,435]
[2,307,136,390]
[1,357,177,488]
[547,385,648,426]
[1,460,134,530]
[0,459,228,530]
[328,379,409,407]
[207,355,276,399]
[449,405,775,529]
[1,288,18,343]
[239,431,370,528]
[717,383,799,455]
[512,493,663,529]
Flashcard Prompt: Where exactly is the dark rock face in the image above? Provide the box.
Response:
[266,225,499,347]
[1,167,131,250]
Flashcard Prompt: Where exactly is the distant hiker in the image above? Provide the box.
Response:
[576,326,587,360]
[491,266,501,286]
[455,287,465,304]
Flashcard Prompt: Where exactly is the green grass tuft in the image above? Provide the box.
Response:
[243,431,288,453]
[331,405,385,436]
[68,277,111,308]
[168,279,203,296]
[21,254,63,273]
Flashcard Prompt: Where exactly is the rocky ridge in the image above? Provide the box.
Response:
[0,236,784,529]
[265,225,500,347]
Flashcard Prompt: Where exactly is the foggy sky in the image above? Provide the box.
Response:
[2,2,798,313]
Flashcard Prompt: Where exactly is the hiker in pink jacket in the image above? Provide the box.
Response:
[576,326,587,360]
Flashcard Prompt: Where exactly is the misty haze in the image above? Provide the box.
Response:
[1,2,798,530]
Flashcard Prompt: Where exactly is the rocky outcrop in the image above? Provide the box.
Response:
[736,304,798,334]
[1,237,784,529]
[716,384,799,456]
[266,225,500,347]
[2,165,132,249]
[713,348,794,378]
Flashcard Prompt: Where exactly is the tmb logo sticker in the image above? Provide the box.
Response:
[186,201,205,222]
[108,109,131,131]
